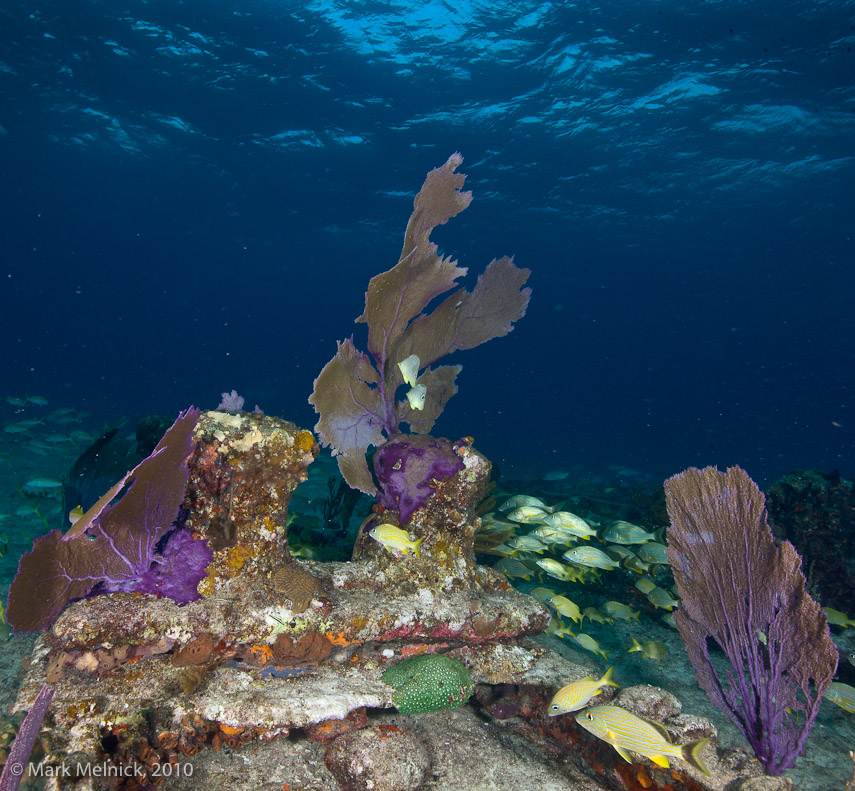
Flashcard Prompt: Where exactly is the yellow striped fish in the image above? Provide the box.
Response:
[647,586,680,610]
[602,601,641,622]
[535,558,575,581]
[499,495,555,512]
[548,667,619,715]
[368,524,423,558]
[542,511,597,539]
[562,546,621,570]
[506,506,550,524]
[601,521,656,545]
[571,632,610,660]
[493,558,534,580]
[824,682,855,713]
[529,586,558,602]
[628,637,669,664]
[636,542,670,565]
[545,619,575,638]
[507,535,548,554]
[575,704,710,775]
[546,594,583,623]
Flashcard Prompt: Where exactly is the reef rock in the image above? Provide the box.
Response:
[324,723,432,791]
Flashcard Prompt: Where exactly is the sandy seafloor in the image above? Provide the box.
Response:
[1,416,854,790]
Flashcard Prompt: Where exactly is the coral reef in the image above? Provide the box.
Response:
[3,160,795,791]
[185,410,319,590]
[9,413,551,789]
[381,654,473,714]
[324,723,432,791]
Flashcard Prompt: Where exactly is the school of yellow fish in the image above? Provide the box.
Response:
[484,490,855,774]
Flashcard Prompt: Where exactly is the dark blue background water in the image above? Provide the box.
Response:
[2,0,853,487]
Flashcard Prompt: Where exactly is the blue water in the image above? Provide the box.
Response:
[2,0,854,488]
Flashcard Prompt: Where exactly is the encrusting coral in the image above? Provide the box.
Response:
[381,654,473,714]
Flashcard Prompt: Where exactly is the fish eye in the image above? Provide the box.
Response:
[550,705,559,711]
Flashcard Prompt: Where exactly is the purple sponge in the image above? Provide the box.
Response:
[374,435,464,523]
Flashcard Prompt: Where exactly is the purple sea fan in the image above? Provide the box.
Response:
[217,389,245,411]
[6,408,211,632]
[309,154,531,498]
[664,465,837,775]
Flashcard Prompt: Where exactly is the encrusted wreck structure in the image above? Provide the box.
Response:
[7,412,787,791]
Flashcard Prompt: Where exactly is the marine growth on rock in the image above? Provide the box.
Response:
[381,653,473,714]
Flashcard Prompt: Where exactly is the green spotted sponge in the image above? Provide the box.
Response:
[381,654,473,714]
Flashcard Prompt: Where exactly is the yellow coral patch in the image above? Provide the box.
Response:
[225,545,253,571]
[294,430,316,454]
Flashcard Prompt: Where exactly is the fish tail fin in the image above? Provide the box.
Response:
[412,536,424,559]
[601,666,619,688]
[682,737,711,776]
[628,637,641,653]
[631,611,641,622]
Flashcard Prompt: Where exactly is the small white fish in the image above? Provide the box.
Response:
[23,477,62,490]
[406,384,426,410]
[398,354,420,387]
